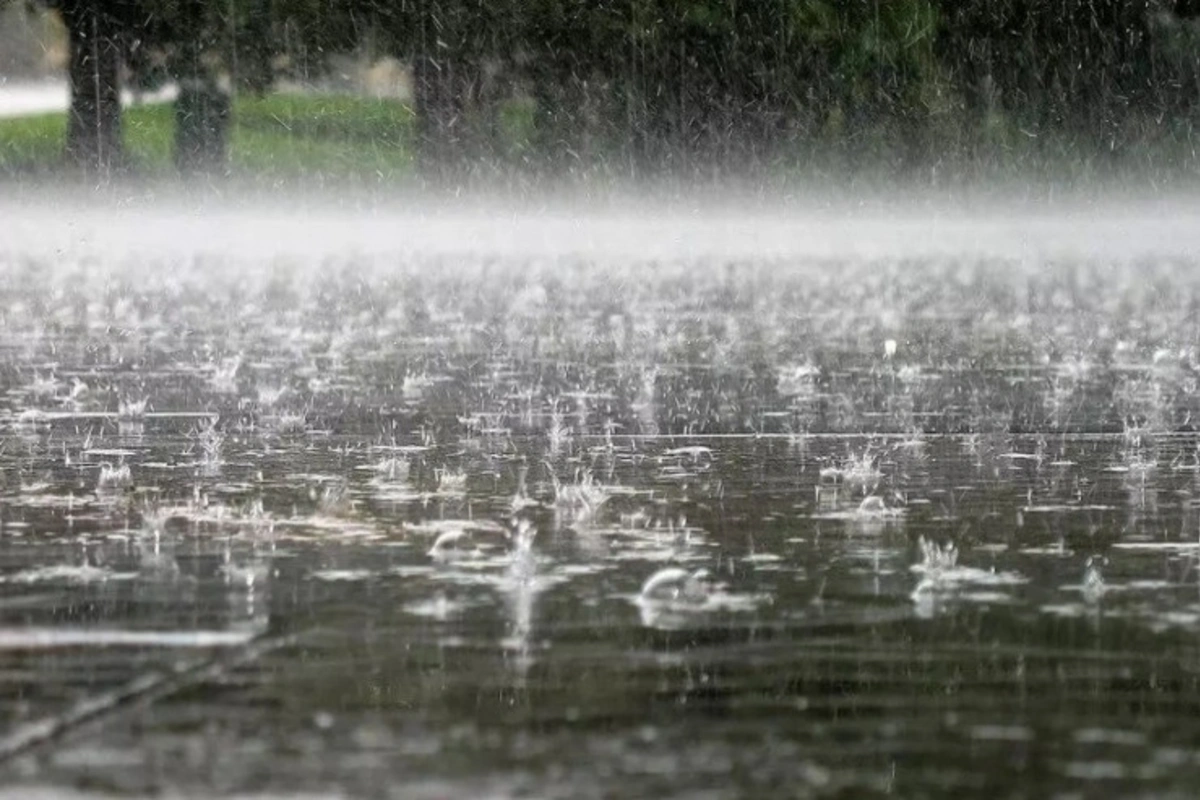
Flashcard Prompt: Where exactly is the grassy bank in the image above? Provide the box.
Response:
[2,88,1198,195]
[0,92,417,184]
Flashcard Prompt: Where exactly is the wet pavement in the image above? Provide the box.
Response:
[2,205,1200,797]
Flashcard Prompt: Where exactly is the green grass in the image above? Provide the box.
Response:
[0,112,68,174]
[0,91,417,184]
[5,88,1196,191]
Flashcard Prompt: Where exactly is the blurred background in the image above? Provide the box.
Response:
[1,1,1199,188]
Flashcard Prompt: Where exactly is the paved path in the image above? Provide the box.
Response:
[0,78,177,119]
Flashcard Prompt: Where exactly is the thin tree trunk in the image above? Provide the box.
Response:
[62,1,123,174]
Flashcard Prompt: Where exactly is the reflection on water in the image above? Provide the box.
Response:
[4,212,1200,796]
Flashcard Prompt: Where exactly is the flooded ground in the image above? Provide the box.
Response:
[2,200,1200,798]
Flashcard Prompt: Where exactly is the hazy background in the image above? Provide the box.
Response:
[2,0,1200,192]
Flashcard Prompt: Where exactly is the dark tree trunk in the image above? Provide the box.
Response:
[172,0,230,176]
[413,53,464,170]
[61,1,124,173]
[236,0,274,95]
[174,80,231,176]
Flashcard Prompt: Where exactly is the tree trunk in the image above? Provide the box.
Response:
[413,54,463,169]
[62,1,124,174]
[174,80,231,176]
[236,0,274,95]
[172,0,230,176]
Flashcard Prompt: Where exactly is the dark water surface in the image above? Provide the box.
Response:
[3,206,1200,798]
